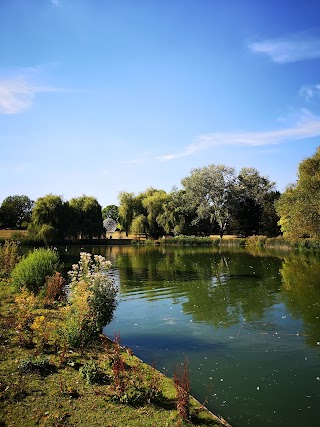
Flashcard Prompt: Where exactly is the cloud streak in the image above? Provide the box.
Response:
[0,77,62,114]
[248,32,320,63]
[299,83,320,100]
[157,111,320,161]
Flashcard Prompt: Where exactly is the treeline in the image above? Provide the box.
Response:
[0,166,280,241]
[1,146,320,242]
[118,166,280,238]
[0,195,105,242]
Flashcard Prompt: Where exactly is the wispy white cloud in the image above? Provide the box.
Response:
[157,111,320,161]
[51,0,62,6]
[0,77,62,114]
[299,83,320,100]
[248,32,320,63]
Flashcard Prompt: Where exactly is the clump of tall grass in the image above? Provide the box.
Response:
[245,235,268,247]
[11,248,60,293]
[0,240,21,278]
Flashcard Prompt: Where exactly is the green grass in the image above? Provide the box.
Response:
[0,279,231,427]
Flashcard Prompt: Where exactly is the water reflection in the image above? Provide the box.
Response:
[280,254,320,348]
[59,245,320,427]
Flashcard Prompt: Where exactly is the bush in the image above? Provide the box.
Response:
[11,248,60,293]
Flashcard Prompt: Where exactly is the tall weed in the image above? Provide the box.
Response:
[174,358,190,421]
[0,240,21,277]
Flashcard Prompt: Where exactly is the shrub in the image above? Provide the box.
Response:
[64,253,118,348]
[18,355,54,376]
[161,235,213,246]
[79,360,100,384]
[11,248,60,293]
[14,288,37,347]
[30,315,57,352]
[0,240,21,277]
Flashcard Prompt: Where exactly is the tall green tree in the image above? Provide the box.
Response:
[28,194,67,241]
[181,164,236,237]
[118,192,138,236]
[141,188,168,239]
[69,195,103,239]
[0,195,33,229]
[276,147,320,239]
[233,168,279,236]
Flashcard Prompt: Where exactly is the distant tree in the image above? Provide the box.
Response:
[69,195,103,239]
[28,194,67,241]
[102,205,119,222]
[181,165,236,238]
[259,191,281,237]
[118,192,136,237]
[119,188,169,239]
[130,214,147,237]
[232,168,279,236]
[276,147,320,239]
[141,188,168,239]
[0,195,33,228]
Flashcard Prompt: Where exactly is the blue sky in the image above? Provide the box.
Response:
[1,0,320,207]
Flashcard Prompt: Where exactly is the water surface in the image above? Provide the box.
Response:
[62,245,320,427]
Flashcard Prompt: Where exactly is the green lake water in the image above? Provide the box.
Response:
[61,245,320,427]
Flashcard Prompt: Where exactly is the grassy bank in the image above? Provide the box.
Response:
[0,279,231,427]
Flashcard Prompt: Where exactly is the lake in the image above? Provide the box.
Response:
[60,245,320,427]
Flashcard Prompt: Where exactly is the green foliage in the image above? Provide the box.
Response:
[181,164,236,237]
[102,204,119,222]
[0,240,21,277]
[245,235,268,247]
[11,248,60,293]
[65,252,118,348]
[0,195,33,229]
[130,214,147,237]
[64,314,97,348]
[28,194,67,241]
[18,355,53,375]
[69,195,103,239]
[276,147,320,239]
[79,360,100,384]
[161,235,215,245]
[142,189,169,238]
[14,287,37,348]
[232,168,279,236]
[119,191,136,236]
[110,341,163,406]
